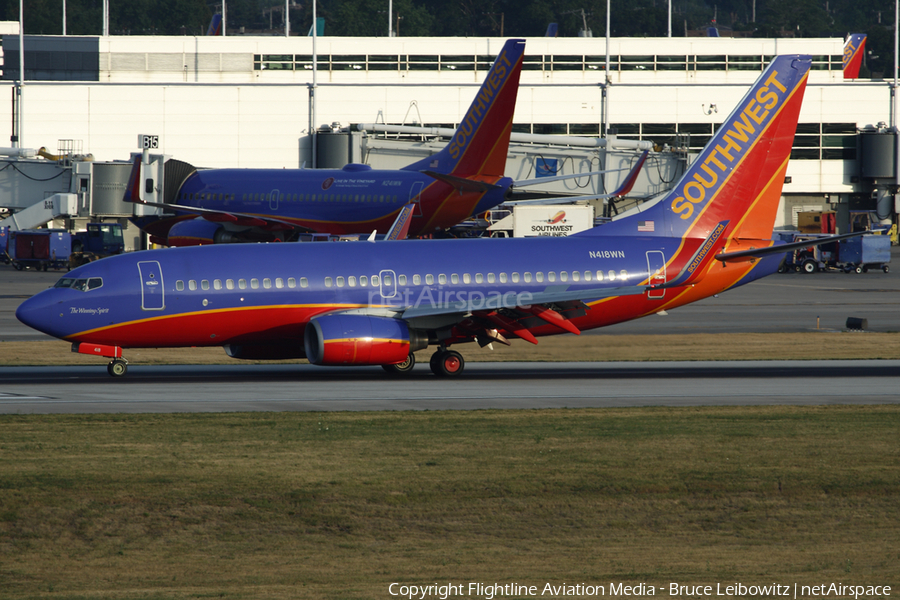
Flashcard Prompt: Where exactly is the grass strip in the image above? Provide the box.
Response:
[0,406,898,599]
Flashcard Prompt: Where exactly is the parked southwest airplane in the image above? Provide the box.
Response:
[19,54,850,378]
[128,38,527,246]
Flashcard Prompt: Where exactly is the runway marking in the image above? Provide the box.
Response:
[0,392,54,401]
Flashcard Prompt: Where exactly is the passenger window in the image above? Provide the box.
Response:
[176,280,184,291]
[475,273,483,283]
[201,280,210,290]
[251,278,259,289]
[536,272,544,282]
[383,274,392,286]
[487,273,495,283]
[349,276,357,287]
[619,270,628,280]
[359,276,367,287]
[596,271,604,281]
[336,276,345,287]
[463,273,471,284]
[560,272,569,282]
[300,277,309,288]
[287,278,296,288]
[524,272,532,283]
[426,274,434,285]
[439,274,447,284]
[499,273,508,283]
[413,274,421,285]
[263,278,271,289]
[371,275,380,286]
[398,275,406,285]
[239,279,247,289]
[583,271,592,282]
[511,272,520,283]
[608,270,616,281]
[451,274,459,284]
[572,272,580,282]
[214,279,223,290]
[227,279,235,289]
[548,272,556,282]
[325,277,333,288]
[189,280,197,291]
[275,278,284,289]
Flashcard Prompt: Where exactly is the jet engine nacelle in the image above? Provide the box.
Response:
[304,313,427,366]
[167,218,236,246]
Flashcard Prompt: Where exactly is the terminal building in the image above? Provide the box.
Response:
[0,31,896,248]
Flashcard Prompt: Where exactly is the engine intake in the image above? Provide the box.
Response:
[304,314,427,366]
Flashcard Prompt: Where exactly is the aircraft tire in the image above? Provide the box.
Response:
[430,350,464,377]
[107,359,128,377]
[382,354,416,375]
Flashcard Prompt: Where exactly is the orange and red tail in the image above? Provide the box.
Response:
[584,54,811,244]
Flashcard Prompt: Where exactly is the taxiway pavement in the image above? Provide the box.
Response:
[1,361,898,414]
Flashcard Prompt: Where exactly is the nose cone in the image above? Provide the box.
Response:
[16,290,64,339]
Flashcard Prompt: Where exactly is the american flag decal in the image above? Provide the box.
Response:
[638,220,655,232]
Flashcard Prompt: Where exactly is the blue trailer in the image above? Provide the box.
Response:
[9,229,71,271]
[838,234,891,273]
[776,231,891,274]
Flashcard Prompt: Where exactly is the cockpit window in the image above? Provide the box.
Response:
[55,277,102,291]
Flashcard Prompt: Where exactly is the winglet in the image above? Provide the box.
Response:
[384,203,416,241]
[656,221,730,289]
[609,150,649,198]
[123,156,143,203]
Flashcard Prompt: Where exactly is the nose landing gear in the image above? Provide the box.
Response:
[107,359,128,377]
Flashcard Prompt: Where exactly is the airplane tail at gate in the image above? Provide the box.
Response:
[402,39,525,179]
[582,55,812,243]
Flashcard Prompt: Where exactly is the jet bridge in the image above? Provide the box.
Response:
[0,147,154,252]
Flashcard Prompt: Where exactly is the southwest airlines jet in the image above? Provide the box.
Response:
[20,55,848,378]
[129,39,526,246]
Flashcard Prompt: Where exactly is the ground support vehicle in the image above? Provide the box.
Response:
[838,235,891,273]
[776,231,890,273]
[8,229,71,271]
[69,223,125,267]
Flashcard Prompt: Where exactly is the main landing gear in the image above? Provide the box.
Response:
[380,348,466,377]
[429,348,464,377]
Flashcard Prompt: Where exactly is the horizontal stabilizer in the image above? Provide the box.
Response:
[715,231,868,263]
[422,170,502,193]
